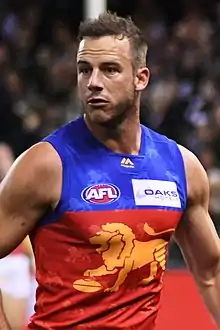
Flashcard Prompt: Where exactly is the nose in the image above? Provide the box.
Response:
[87,69,103,92]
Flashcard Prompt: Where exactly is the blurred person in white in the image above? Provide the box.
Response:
[0,143,33,330]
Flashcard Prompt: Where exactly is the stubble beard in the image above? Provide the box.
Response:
[94,87,137,130]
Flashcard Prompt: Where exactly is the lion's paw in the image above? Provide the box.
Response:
[104,286,119,293]
[84,269,93,276]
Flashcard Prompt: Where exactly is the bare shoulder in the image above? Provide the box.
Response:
[0,142,63,257]
[0,141,62,208]
[178,144,209,206]
[11,141,62,178]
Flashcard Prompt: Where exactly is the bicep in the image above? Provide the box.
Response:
[0,143,62,257]
[175,146,220,281]
[175,206,220,277]
[0,172,45,256]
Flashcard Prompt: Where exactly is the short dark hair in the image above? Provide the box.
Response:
[78,11,148,68]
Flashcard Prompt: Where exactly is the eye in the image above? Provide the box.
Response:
[79,68,91,76]
[105,67,118,75]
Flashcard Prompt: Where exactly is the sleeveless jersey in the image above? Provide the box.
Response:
[28,116,187,330]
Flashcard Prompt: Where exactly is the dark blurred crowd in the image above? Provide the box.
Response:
[0,1,81,158]
[0,0,220,266]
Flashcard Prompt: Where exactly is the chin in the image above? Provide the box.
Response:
[86,108,115,125]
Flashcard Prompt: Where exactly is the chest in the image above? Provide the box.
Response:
[35,152,185,266]
[64,153,184,213]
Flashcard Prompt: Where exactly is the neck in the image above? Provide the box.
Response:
[84,111,142,155]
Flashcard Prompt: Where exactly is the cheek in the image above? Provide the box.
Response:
[123,80,135,99]
[77,81,86,99]
[108,77,134,98]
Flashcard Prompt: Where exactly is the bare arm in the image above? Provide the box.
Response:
[175,145,220,327]
[0,290,11,330]
[0,142,62,258]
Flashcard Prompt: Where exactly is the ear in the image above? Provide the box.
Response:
[135,67,150,92]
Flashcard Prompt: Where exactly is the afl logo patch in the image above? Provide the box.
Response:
[81,183,120,204]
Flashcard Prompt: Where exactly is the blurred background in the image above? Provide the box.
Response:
[0,0,220,328]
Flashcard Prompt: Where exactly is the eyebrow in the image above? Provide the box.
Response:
[77,60,89,66]
[101,61,121,66]
[77,60,121,66]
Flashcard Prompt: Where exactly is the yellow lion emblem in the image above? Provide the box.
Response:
[73,223,174,293]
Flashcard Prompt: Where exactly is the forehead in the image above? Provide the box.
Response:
[77,35,132,64]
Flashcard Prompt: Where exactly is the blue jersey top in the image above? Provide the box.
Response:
[29,116,187,330]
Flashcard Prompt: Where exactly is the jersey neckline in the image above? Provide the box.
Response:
[79,116,146,158]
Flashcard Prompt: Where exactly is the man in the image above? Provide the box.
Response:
[0,11,220,330]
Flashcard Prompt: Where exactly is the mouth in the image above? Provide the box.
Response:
[87,98,109,107]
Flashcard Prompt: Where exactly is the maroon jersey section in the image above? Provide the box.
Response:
[27,209,182,329]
